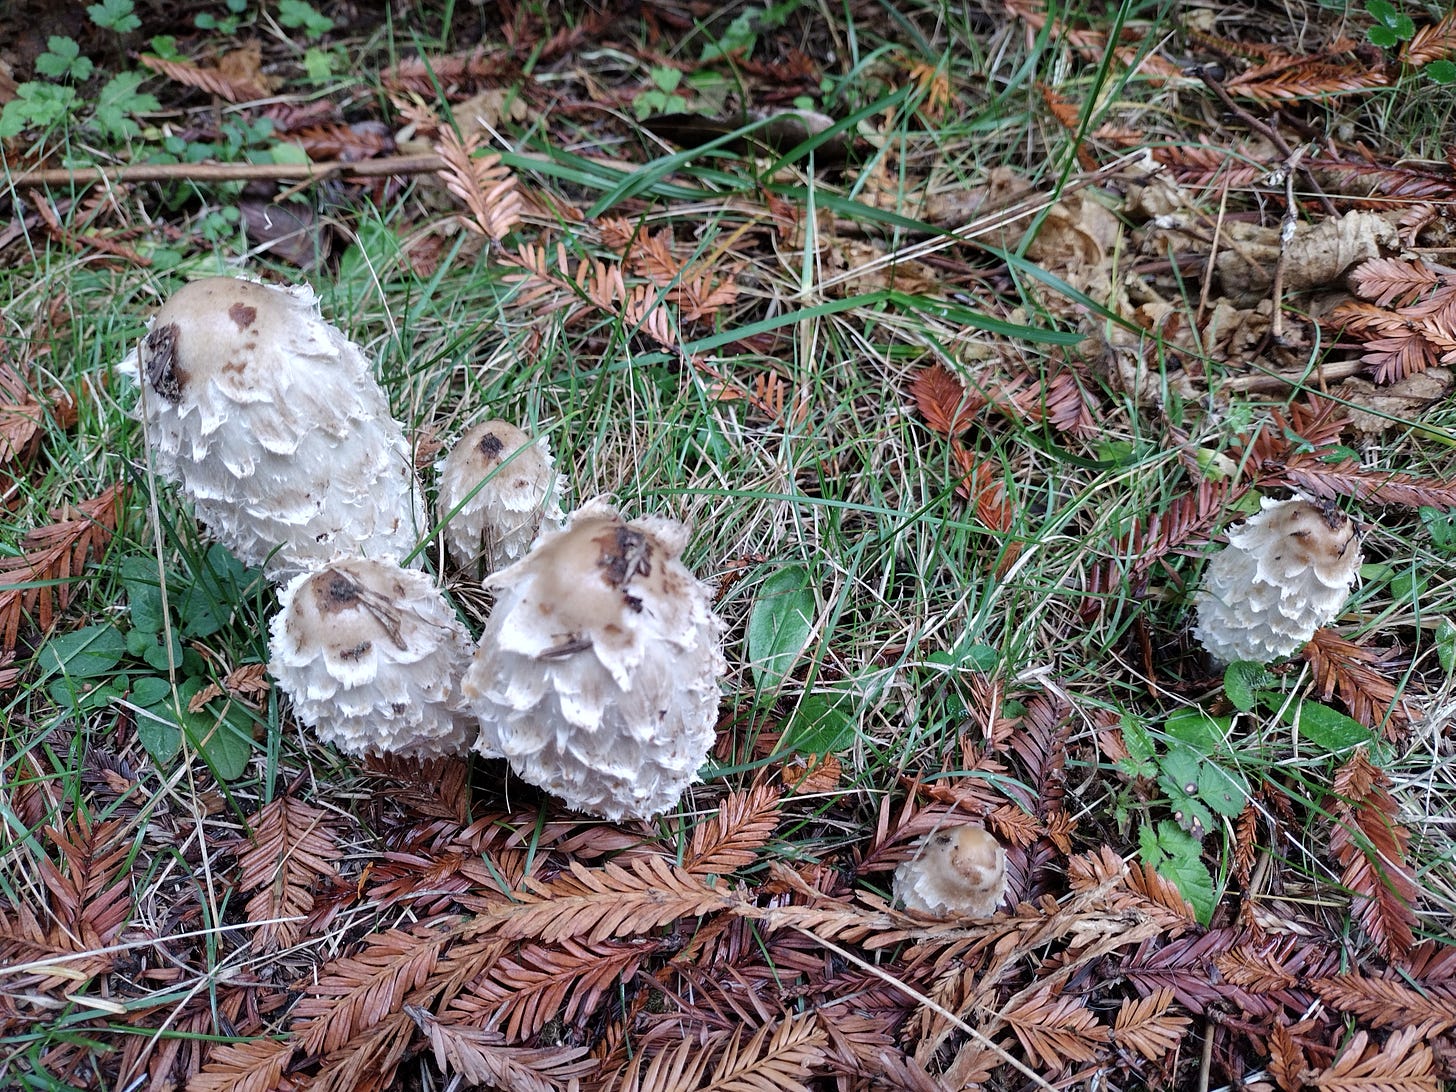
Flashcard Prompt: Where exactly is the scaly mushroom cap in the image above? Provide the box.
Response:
[123,277,425,578]
[268,557,475,758]
[436,420,565,576]
[893,826,1008,918]
[1193,494,1362,665]
[461,499,726,821]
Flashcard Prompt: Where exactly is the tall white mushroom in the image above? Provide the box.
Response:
[893,826,1008,917]
[436,420,564,576]
[268,557,475,758]
[461,499,726,821]
[1193,493,1362,665]
[122,276,425,578]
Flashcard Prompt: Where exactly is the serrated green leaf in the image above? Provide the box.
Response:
[1427,59,1456,83]
[747,566,816,690]
[1223,660,1272,712]
[37,624,126,679]
[36,37,93,81]
[1143,820,1216,924]
[1437,618,1456,675]
[1157,748,1203,795]
[88,0,142,32]
[1118,716,1157,778]
[1198,762,1249,818]
[782,693,856,754]
[1421,506,1456,552]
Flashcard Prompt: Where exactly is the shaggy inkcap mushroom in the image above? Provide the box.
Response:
[436,420,564,576]
[893,826,1008,918]
[462,499,726,821]
[1193,494,1362,665]
[268,557,474,758]
[125,277,425,577]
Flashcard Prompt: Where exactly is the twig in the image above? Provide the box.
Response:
[1191,68,1336,216]
[6,153,448,189]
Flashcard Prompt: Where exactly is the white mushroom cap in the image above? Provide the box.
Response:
[461,499,726,821]
[268,557,475,758]
[1193,494,1362,665]
[436,420,565,576]
[122,277,426,578]
[892,826,1007,917]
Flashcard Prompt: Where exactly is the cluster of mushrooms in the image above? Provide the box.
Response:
[117,273,1220,917]
[124,276,724,823]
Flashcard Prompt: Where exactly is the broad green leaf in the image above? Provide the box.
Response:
[176,678,251,780]
[142,632,185,673]
[179,543,255,638]
[37,624,126,679]
[747,566,816,690]
[49,679,121,713]
[782,693,856,754]
[1163,708,1232,753]
[1282,699,1374,752]
[135,686,182,765]
[130,676,172,706]
[120,557,166,635]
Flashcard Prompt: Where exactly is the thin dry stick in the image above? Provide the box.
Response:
[8,154,448,188]
[787,925,1059,1092]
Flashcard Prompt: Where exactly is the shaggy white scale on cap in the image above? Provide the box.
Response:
[436,420,564,576]
[462,499,726,821]
[124,277,425,578]
[1193,494,1362,665]
[893,826,1008,918]
[268,557,475,758]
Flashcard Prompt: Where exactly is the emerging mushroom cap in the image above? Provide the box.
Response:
[1193,494,1362,665]
[436,420,565,577]
[268,557,475,758]
[461,499,726,821]
[893,826,1008,918]
[123,277,425,578]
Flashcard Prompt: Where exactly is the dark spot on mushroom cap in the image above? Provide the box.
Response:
[142,322,185,404]
[598,526,652,589]
[477,431,506,459]
[228,302,257,330]
[339,640,372,661]
[316,573,362,612]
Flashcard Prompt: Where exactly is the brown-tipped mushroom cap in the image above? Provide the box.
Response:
[268,557,474,758]
[125,277,425,578]
[436,420,564,576]
[462,498,726,820]
[1194,493,1362,665]
[893,826,1007,918]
